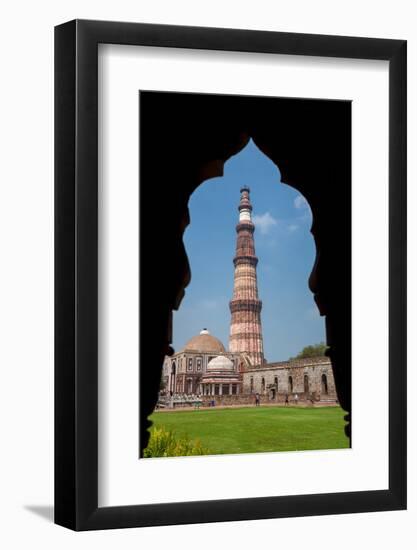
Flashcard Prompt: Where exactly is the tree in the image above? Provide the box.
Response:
[291,342,328,360]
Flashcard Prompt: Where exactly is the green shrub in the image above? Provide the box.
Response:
[143,426,210,457]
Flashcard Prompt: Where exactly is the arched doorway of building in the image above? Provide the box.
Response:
[274,376,279,400]
[321,374,328,395]
[170,362,176,394]
[304,374,309,394]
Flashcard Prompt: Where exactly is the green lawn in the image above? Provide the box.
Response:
[148,406,349,456]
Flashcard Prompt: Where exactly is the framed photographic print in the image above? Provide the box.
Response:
[55,19,406,530]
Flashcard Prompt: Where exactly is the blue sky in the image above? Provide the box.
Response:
[173,139,325,361]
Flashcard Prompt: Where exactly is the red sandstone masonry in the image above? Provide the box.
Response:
[229,187,265,367]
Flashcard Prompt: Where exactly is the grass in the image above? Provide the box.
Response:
[147,406,349,456]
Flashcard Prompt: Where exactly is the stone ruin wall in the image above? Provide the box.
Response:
[161,359,338,407]
[242,360,337,403]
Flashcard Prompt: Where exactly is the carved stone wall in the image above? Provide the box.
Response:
[242,358,336,401]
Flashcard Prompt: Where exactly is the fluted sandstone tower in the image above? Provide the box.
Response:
[229,187,264,367]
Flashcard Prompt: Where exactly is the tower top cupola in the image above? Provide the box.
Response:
[238,186,253,221]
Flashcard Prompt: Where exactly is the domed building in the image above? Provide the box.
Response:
[201,355,242,396]
[162,329,242,395]
[183,328,225,355]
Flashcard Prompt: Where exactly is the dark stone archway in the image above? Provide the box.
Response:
[140,91,351,452]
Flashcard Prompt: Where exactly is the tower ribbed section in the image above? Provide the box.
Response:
[229,187,264,367]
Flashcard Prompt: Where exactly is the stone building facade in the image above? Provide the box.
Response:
[162,329,242,396]
[242,357,336,403]
[163,329,336,404]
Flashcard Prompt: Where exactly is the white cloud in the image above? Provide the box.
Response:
[294,194,308,210]
[253,212,278,235]
[287,224,298,233]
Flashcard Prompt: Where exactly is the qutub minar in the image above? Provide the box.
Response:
[229,186,264,367]
[162,187,337,406]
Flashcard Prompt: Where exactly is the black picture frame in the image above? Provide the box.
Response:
[55,19,407,531]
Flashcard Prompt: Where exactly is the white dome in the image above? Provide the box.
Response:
[207,355,234,371]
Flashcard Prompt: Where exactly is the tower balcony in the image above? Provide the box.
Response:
[236,221,255,233]
[229,298,263,313]
[233,255,258,267]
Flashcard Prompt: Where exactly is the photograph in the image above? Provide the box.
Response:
[52,19,406,531]
[140,91,352,459]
